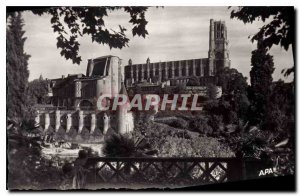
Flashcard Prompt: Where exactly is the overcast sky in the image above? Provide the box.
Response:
[22,7,294,82]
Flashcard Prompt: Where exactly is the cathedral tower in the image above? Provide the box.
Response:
[208,19,230,76]
[117,82,129,134]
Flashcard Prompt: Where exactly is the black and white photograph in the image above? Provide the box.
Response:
[5,4,296,191]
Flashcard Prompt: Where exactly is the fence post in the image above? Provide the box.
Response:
[227,155,244,182]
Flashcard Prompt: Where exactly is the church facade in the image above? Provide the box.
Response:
[124,19,230,87]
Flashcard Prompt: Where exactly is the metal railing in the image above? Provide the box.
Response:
[84,157,243,187]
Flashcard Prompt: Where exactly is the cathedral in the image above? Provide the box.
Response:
[124,19,230,87]
[35,19,230,141]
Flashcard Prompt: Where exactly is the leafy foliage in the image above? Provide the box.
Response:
[103,116,157,158]
[134,112,233,158]
[102,133,136,157]
[7,118,64,189]
[230,6,294,76]
[263,80,295,143]
[159,136,234,157]
[189,116,213,135]
[206,83,218,100]
[248,40,275,125]
[30,7,150,64]
[216,67,250,121]
[6,14,70,188]
[230,7,294,51]
[204,99,237,125]
[217,67,248,95]
[165,117,189,130]
[28,76,50,105]
[6,12,31,120]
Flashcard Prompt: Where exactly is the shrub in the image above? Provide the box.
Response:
[166,118,189,130]
[7,123,63,189]
[208,115,224,135]
[206,83,218,100]
[189,116,213,135]
[102,133,136,157]
[133,120,233,158]
[203,100,219,114]
[158,136,234,157]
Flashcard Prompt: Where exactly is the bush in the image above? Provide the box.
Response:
[133,120,233,158]
[158,136,234,157]
[189,116,213,135]
[102,133,136,157]
[206,83,218,100]
[7,130,63,189]
[165,118,189,130]
[208,115,224,135]
[203,100,219,114]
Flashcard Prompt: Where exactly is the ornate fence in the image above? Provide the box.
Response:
[85,157,243,187]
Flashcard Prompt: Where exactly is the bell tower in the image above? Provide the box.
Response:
[208,19,230,76]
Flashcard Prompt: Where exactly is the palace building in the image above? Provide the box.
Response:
[124,19,230,87]
[37,56,134,142]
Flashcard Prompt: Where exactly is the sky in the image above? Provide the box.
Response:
[22,7,294,82]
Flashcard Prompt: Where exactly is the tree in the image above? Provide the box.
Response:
[263,80,294,140]
[26,7,150,64]
[217,67,248,95]
[230,6,295,76]
[217,67,250,120]
[206,83,218,100]
[230,7,295,176]
[6,12,31,120]
[186,76,200,86]
[248,39,275,125]
[28,76,49,105]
